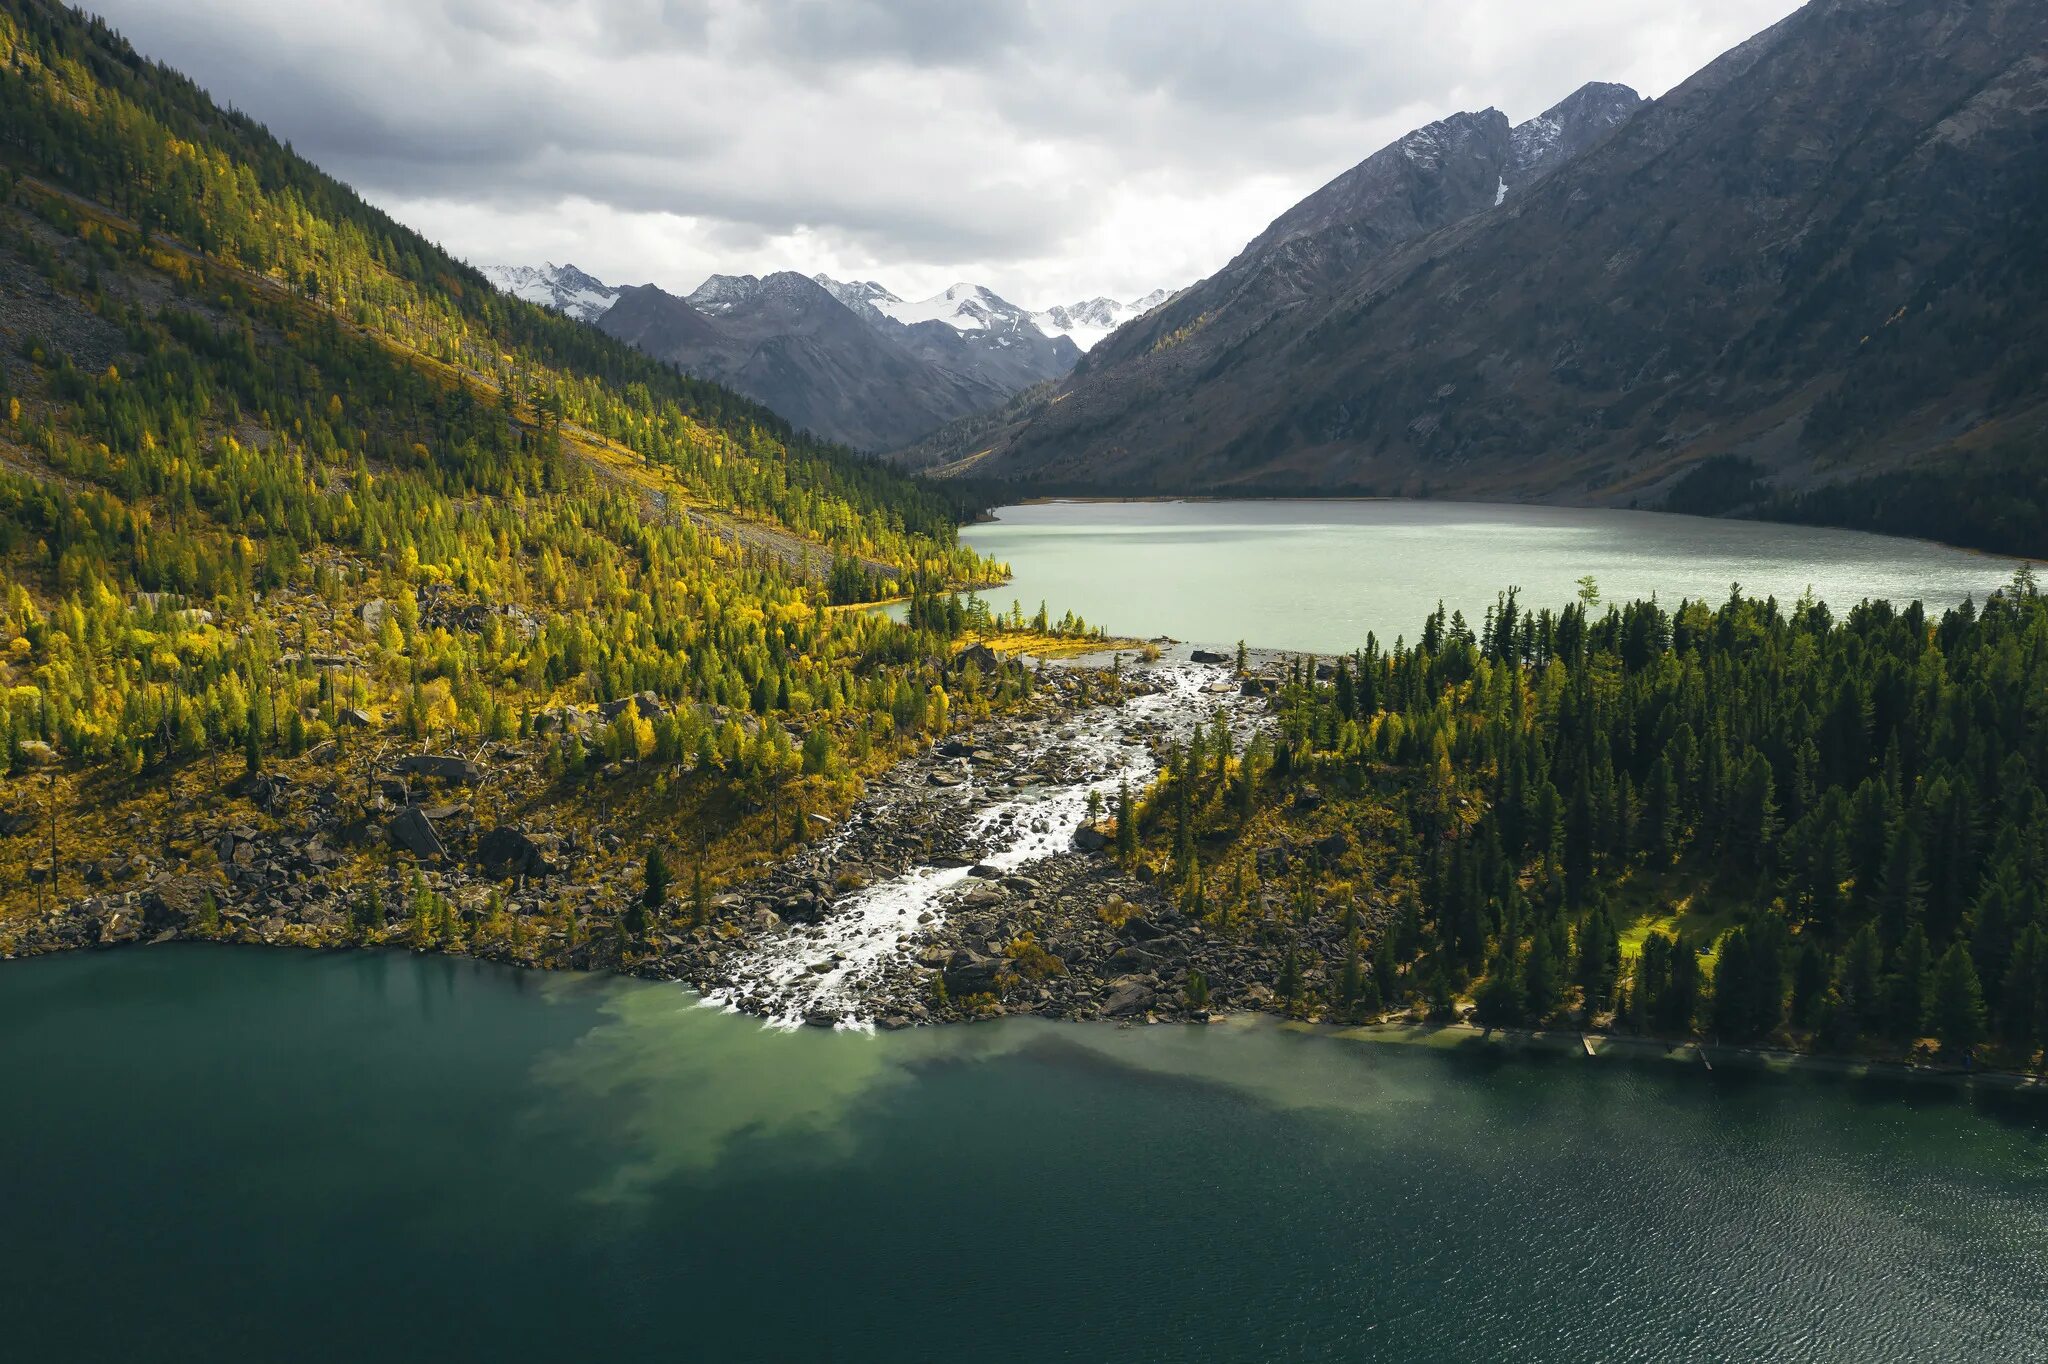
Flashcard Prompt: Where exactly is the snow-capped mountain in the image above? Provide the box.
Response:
[815,277,1173,352]
[811,276,900,323]
[477,261,1152,449]
[817,278,1038,338]
[683,272,816,316]
[477,262,619,323]
[886,282,1039,335]
[811,275,1080,405]
[1030,290,1174,351]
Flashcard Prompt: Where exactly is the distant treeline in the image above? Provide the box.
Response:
[1666,446,2048,560]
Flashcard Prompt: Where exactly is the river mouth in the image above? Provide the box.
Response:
[700,656,1268,1029]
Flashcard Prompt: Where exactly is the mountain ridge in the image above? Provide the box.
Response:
[896,0,2048,558]
[481,263,1094,450]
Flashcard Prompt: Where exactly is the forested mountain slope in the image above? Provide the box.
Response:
[919,0,2048,557]
[0,0,1051,960]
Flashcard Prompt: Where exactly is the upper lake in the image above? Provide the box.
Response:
[962,500,2023,652]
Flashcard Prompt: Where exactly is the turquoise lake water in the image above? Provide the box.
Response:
[1,946,2042,1363]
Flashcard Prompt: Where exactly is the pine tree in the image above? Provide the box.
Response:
[1475,943,1525,1029]
[1928,943,1987,1058]
[1885,925,1932,1039]
[352,885,382,934]
[243,705,263,778]
[1115,778,1138,863]
[1277,944,1303,1010]
[643,846,670,916]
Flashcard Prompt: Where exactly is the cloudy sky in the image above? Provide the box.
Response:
[87,0,1802,308]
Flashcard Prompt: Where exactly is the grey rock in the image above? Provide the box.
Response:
[387,807,447,860]
[1100,979,1156,1017]
[942,949,1003,997]
[394,754,483,785]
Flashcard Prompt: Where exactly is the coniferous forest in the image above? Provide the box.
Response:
[0,0,2042,1076]
[7,7,2048,1362]
[1127,580,2047,1069]
[0,0,1064,959]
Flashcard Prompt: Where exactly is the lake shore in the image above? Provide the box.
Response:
[8,641,2043,1092]
[1324,1019,2048,1094]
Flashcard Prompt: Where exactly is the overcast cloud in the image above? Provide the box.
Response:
[84,0,1804,307]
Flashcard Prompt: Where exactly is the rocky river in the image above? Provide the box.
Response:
[695,655,1276,1029]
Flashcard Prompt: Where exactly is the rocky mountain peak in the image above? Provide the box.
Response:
[1507,81,1648,189]
[478,261,622,323]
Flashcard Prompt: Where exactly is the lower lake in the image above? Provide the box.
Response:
[962,500,2022,652]
[2,947,2043,1362]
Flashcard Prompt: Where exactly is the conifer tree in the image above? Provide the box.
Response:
[1929,943,1987,1058]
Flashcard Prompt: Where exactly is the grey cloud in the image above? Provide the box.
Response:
[736,0,1030,68]
[82,0,1806,302]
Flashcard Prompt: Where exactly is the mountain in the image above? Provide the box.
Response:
[813,274,1086,390]
[477,261,620,323]
[481,262,1083,449]
[901,0,2048,556]
[816,275,1173,354]
[1030,290,1174,351]
[895,80,1643,476]
[1074,81,1645,382]
[595,272,1011,451]
[838,280,1038,335]
[0,0,998,959]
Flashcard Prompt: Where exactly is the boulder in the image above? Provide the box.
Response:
[1189,648,1231,665]
[1100,978,1156,1017]
[142,874,217,932]
[386,806,447,860]
[1120,915,1170,942]
[477,826,553,879]
[599,691,666,722]
[1071,824,1108,852]
[1105,945,1161,974]
[953,643,1000,674]
[394,754,483,784]
[959,883,1007,909]
[0,808,36,837]
[942,949,1002,997]
[1314,831,1350,862]
[98,906,144,946]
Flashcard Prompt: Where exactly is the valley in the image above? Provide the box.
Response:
[2,2,2046,1360]
[898,0,2048,559]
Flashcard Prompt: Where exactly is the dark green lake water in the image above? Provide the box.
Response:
[3,946,2043,1363]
